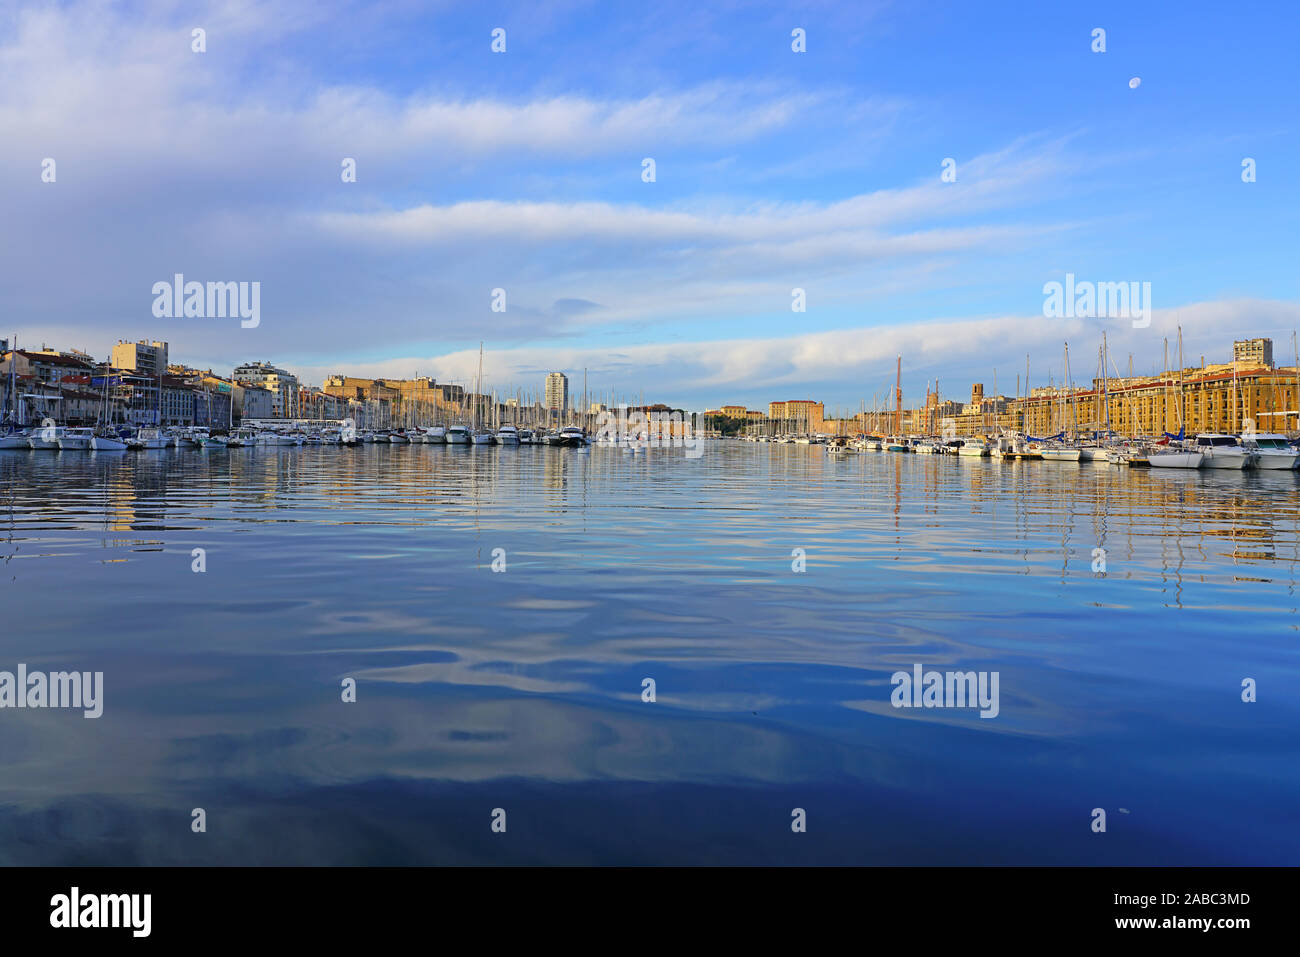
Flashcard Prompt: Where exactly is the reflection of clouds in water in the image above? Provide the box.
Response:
[1,445,1297,863]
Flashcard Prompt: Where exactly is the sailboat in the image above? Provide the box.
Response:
[1037,343,1083,461]
[1148,329,1203,468]
[0,336,31,449]
[471,344,493,444]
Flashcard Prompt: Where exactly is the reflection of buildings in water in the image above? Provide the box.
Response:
[115,454,170,533]
[543,446,573,497]
[1142,473,1300,602]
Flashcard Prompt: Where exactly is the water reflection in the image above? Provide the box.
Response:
[1,443,1297,864]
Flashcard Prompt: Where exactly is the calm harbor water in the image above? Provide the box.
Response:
[2,441,1297,865]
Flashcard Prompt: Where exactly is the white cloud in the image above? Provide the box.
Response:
[282,299,1300,408]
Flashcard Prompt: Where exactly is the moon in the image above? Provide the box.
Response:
[1129,77,1141,89]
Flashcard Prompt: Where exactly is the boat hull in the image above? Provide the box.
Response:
[1148,452,1203,468]
[1039,448,1082,462]
[57,433,95,450]
[1201,449,1251,469]
[1254,450,1300,469]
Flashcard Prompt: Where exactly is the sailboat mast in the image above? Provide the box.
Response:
[1293,330,1300,433]
[894,355,902,435]
[1178,325,1185,433]
[1101,335,1110,438]
[1163,337,1169,435]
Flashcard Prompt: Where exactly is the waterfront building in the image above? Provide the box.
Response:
[297,387,344,420]
[2,348,94,387]
[768,400,825,432]
[236,385,274,421]
[111,340,169,377]
[1234,338,1273,368]
[545,372,569,412]
[234,362,299,418]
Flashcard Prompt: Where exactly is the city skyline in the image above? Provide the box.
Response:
[7,329,1296,437]
[3,1,1297,410]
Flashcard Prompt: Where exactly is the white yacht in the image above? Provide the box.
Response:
[225,428,257,448]
[470,429,494,444]
[425,426,447,443]
[1244,433,1300,470]
[1147,444,1204,469]
[127,427,170,450]
[0,429,30,450]
[445,425,471,444]
[28,426,65,450]
[57,427,96,450]
[1038,445,1082,462]
[496,425,520,445]
[518,429,535,445]
[556,426,586,447]
[92,428,128,451]
[989,435,1016,459]
[1194,433,1255,469]
[957,437,990,457]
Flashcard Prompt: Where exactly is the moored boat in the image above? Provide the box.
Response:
[0,428,30,450]
[555,426,586,447]
[1244,433,1300,470]
[126,427,170,450]
[1194,433,1255,469]
[1038,445,1082,462]
[28,425,64,450]
[1147,445,1203,468]
[56,427,96,450]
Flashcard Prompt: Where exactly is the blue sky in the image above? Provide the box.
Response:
[2,0,1298,411]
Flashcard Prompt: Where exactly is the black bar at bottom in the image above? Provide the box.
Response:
[2,866,1282,942]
